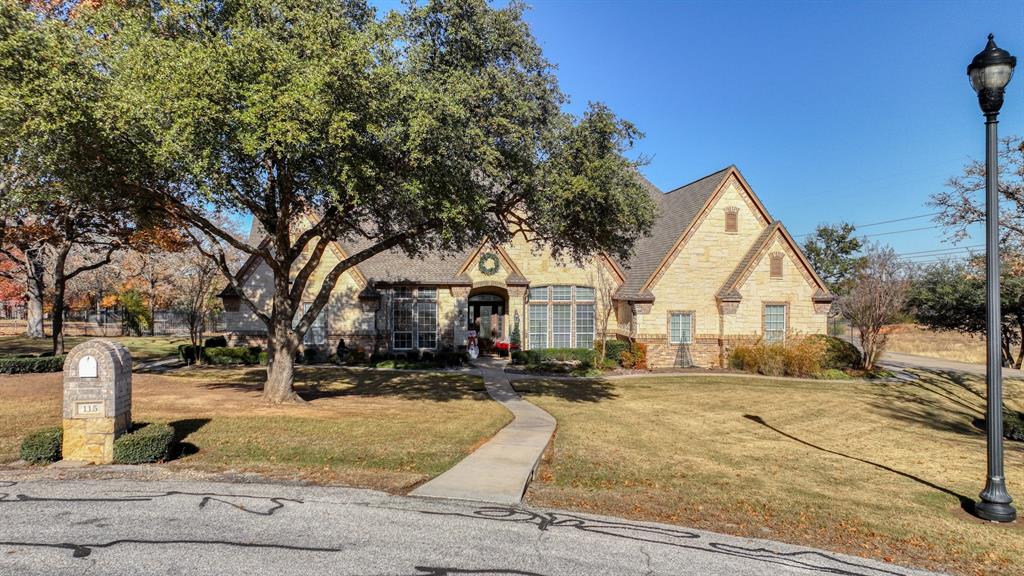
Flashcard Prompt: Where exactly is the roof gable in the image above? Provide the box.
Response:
[717,221,833,302]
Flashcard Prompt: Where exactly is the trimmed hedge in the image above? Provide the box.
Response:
[1006,410,1024,442]
[0,355,65,374]
[730,336,828,377]
[204,335,228,349]
[178,344,203,364]
[20,426,62,464]
[206,346,262,365]
[113,423,175,464]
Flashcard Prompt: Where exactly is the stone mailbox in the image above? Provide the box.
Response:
[62,339,132,464]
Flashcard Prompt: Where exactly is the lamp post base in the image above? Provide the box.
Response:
[976,500,1017,523]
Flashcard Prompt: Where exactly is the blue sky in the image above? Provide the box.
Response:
[375,0,1024,261]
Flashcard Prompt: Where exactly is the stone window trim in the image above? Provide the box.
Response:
[390,286,439,351]
[762,301,789,343]
[769,252,784,279]
[724,206,739,234]
[666,310,696,345]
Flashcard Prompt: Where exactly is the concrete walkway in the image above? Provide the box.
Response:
[410,358,556,505]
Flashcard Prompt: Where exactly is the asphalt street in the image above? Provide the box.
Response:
[0,478,943,576]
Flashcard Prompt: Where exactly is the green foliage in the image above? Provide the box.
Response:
[802,222,865,296]
[510,313,521,346]
[205,346,262,365]
[818,368,852,380]
[204,336,228,349]
[1004,410,1024,442]
[0,355,65,373]
[808,334,862,369]
[510,350,529,365]
[177,344,203,364]
[519,348,596,369]
[730,337,827,378]
[602,340,630,362]
[908,261,1024,367]
[113,423,175,464]
[118,289,151,336]
[20,426,62,464]
[258,351,269,365]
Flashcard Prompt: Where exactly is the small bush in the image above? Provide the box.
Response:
[258,351,269,365]
[205,346,261,365]
[1005,411,1024,442]
[178,344,203,364]
[632,342,648,370]
[521,348,596,369]
[601,340,630,362]
[20,426,62,464]
[809,334,862,369]
[730,337,826,378]
[818,368,852,380]
[511,350,529,365]
[204,335,228,349]
[0,355,65,374]
[113,423,175,464]
[619,351,636,369]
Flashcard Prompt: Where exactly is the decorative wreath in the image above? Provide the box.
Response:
[478,252,501,276]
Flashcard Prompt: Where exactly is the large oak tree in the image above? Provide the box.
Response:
[83,0,655,402]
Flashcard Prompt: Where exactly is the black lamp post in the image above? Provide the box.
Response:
[968,34,1017,523]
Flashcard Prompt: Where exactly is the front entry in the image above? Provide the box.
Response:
[468,292,507,355]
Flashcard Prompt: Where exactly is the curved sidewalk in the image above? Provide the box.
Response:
[410,360,556,505]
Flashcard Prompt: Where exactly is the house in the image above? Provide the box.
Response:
[219,165,833,368]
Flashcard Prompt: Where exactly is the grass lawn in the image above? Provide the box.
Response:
[515,371,1024,576]
[0,366,511,492]
[882,324,986,365]
[0,335,188,362]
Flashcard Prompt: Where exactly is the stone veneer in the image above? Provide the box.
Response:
[62,339,132,464]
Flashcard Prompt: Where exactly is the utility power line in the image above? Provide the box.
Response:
[863,225,943,238]
[796,211,942,237]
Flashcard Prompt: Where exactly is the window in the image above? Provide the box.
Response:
[575,286,595,301]
[725,208,738,233]
[301,303,328,345]
[770,253,784,279]
[576,304,595,349]
[669,312,693,344]
[392,287,436,350]
[527,285,596,350]
[528,303,547,348]
[552,304,572,347]
[392,292,414,350]
[551,285,572,301]
[764,304,787,343]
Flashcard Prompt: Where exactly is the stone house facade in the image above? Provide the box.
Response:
[219,166,833,368]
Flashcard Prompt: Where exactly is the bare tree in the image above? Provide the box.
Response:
[177,249,221,364]
[840,245,911,371]
[592,261,619,363]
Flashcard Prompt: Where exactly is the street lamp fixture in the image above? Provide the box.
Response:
[967,33,1017,523]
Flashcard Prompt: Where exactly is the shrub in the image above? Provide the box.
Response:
[0,355,65,374]
[809,334,862,369]
[178,344,203,364]
[1005,410,1024,442]
[511,350,529,365]
[602,340,630,362]
[619,351,636,369]
[730,337,826,378]
[631,342,648,370]
[204,335,228,349]
[258,351,269,365]
[819,368,852,380]
[521,348,596,369]
[205,346,261,365]
[113,423,175,464]
[20,426,62,464]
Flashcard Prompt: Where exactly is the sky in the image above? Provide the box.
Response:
[373,0,1024,263]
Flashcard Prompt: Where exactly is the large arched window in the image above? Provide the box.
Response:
[527,285,595,350]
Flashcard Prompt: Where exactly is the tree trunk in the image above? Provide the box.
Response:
[51,282,65,356]
[23,249,45,338]
[263,312,304,404]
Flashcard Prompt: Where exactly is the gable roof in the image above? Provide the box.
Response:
[717,220,834,303]
[614,166,734,300]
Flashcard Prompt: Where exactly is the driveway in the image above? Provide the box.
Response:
[0,476,941,576]
[879,350,1024,379]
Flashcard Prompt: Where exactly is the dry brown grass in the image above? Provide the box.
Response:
[517,372,1024,576]
[883,324,986,364]
[0,366,511,492]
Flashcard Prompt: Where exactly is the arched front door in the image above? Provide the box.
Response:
[468,291,507,354]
